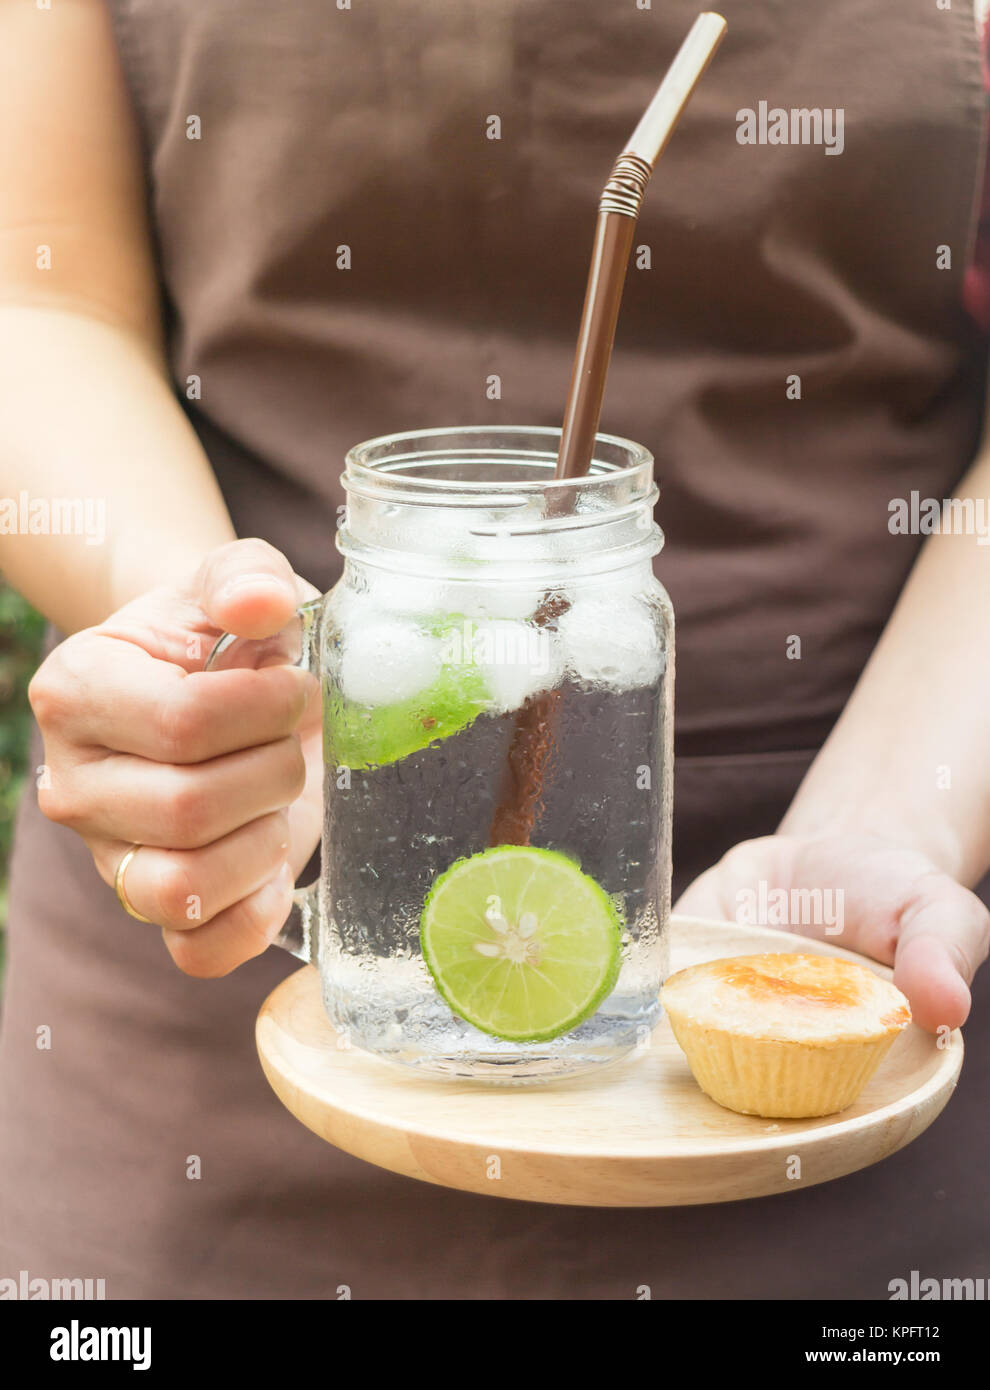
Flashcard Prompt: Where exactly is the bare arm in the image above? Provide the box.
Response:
[1,3,322,977]
[679,359,990,1030]
[780,391,990,890]
[0,0,234,632]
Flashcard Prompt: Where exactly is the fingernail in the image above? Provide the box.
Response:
[256,862,293,925]
[220,575,293,602]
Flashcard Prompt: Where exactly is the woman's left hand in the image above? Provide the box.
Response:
[674,833,990,1033]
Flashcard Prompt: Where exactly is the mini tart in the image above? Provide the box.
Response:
[662,953,911,1119]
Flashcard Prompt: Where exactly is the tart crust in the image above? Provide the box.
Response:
[662,953,912,1118]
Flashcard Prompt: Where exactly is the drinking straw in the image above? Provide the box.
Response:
[556,11,727,480]
[488,13,727,848]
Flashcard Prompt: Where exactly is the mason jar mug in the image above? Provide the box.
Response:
[208,426,674,1081]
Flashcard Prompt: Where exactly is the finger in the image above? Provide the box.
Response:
[41,634,314,762]
[97,810,291,930]
[673,837,791,923]
[55,736,306,849]
[672,866,732,921]
[192,538,301,640]
[162,863,295,978]
[892,878,989,1033]
[783,841,990,1030]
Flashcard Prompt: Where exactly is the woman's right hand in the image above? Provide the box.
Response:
[28,538,323,978]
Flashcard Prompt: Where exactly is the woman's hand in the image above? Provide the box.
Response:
[674,833,990,1033]
[28,538,323,978]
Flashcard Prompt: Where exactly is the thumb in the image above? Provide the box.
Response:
[192,538,302,639]
[892,874,988,1034]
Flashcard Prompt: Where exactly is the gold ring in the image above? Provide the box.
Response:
[114,844,153,923]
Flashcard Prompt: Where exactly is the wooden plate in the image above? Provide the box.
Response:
[256,916,963,1206]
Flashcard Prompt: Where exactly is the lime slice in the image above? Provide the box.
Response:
[325,667,488,769]
[420,846,623,1042]
[325,615,489,769]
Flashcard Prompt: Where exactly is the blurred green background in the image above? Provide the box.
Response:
[0,579,45,972]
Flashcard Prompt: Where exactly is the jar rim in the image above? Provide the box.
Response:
[343,425,654,501]
[339,426,661,578]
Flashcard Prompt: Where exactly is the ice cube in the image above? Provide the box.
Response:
[339,621,443,706]
[557,597,664,689]
[329,570,448,627]
[446,583,544,622]
[366,570,447,615]
[468,618,563,713]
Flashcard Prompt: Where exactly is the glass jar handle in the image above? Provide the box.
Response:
[203,597,323,965]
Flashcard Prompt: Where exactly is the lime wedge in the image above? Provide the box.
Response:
[420,846,623,1042]
[325,668,488,769]
[325,615,489,769]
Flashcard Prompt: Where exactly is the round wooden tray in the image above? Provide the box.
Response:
[256,916,963,1206]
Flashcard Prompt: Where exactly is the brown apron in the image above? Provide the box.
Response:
[1,0,988,1297]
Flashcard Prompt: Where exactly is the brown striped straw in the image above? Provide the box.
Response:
[489,13,727,848]
[556,11,728,480]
